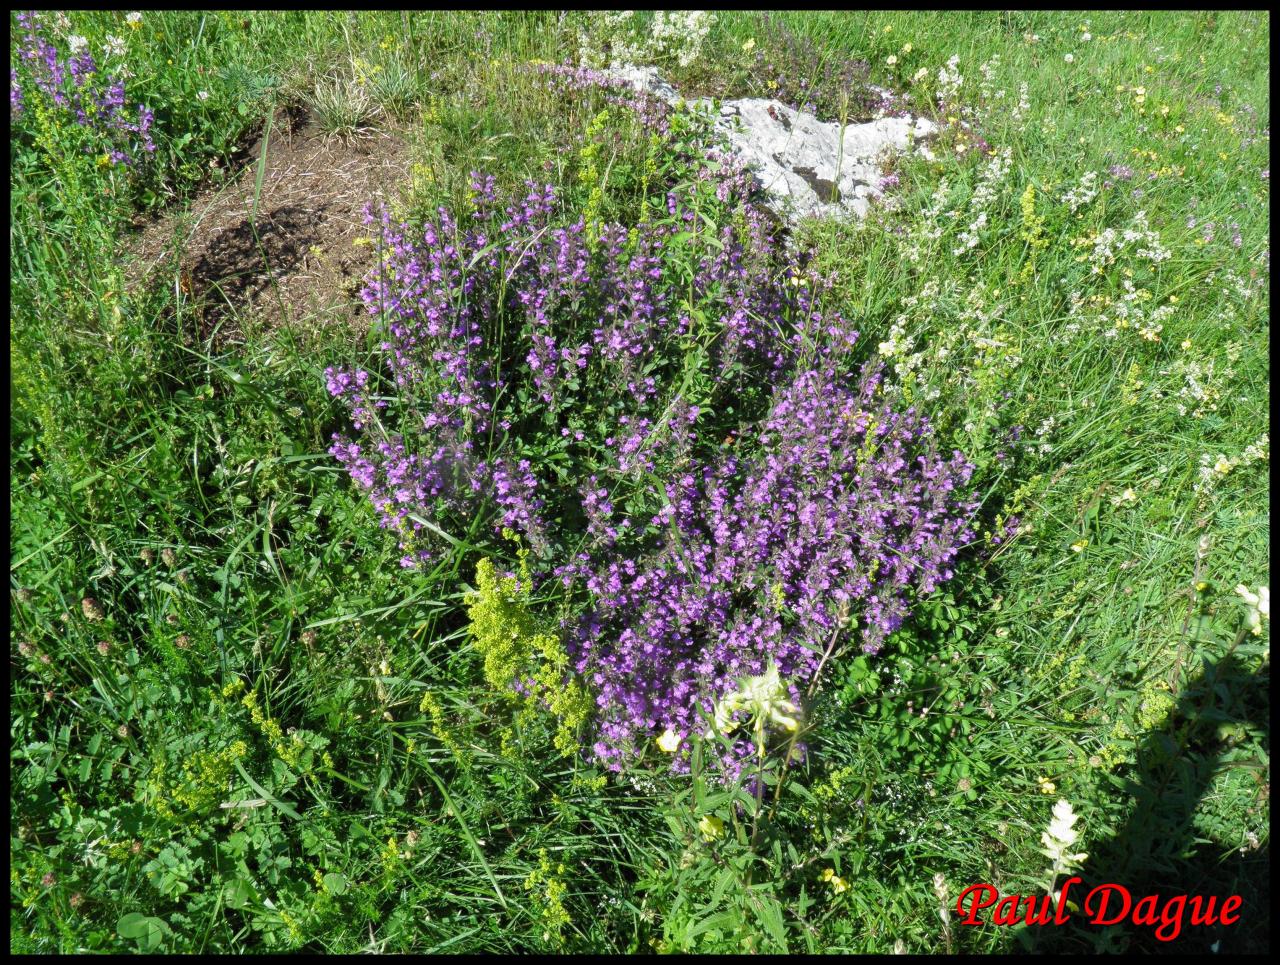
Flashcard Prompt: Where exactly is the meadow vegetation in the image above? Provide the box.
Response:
[10,10,1269,953]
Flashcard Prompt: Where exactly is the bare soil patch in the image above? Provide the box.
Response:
[127,106,407,346]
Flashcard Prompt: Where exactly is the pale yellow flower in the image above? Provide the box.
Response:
[656,728,681,753]
[1041,799,1088,873]
[713,661,800,742]
[1235,584,1269,636]
[1112,487,1137,507]
[698,815,725,841]
[742,38,756,54]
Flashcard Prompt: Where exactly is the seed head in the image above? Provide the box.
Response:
[97,640,112,655]
[175,634,190,650]
[81,597,106,622]
[161,547,177,567]
[140,548,156,565]
[16,588,33,603]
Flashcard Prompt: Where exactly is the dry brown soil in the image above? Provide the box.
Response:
[127,106,407,346]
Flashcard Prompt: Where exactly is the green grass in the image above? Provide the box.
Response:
[10,9,1269,954]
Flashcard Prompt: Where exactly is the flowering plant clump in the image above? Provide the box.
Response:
[11,11,155,167]
[326,93,792,567]
[326,71,979,775]
[747,16,885,121]
[577,10,718,73]
[562,352,977,772]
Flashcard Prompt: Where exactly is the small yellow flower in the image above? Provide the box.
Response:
[1195,581,1209,593]
[698,815,725,841]
[1181,338,1192,350]
[902,43,912,53]
[1070,539,1088,553]
[1213,455,1233,475]
[656,728,681,753]
[1038,777,1056,794]
[885,54,898,66]
[820,869,849,893]
[742,38,756,54]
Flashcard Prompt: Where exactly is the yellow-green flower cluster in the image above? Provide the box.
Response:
[524,848,572,945]
[467,545,593,757]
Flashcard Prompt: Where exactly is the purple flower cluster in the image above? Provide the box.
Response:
[11,11,155,165]
[559,353,978,772]
[327,158,794,566]
[326,80,980,775]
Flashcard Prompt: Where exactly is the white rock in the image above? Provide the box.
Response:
[603,66,936,223]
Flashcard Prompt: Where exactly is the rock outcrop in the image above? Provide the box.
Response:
[608,65,936,221]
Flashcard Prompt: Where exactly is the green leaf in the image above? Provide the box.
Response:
[752,893,790,952]
[223,877,256,910]
[117,912,166,950]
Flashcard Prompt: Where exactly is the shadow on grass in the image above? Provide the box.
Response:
[1024,652,1269,954]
